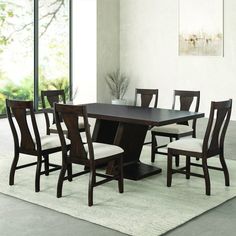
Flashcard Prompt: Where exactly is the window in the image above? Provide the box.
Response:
[0,0,34,114]
[0,0,71,115]
[38,0,70,108]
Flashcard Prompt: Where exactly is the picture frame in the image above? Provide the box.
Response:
[179,0,224,56]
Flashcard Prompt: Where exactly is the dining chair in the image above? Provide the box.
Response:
[54,103,124,206]
[41,89,85,135]
[167,99,232,195]
[134,88,159,145]
[6,99,69,192]
[151,90,200,166]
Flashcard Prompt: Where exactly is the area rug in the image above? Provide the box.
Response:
[0,146,236,236]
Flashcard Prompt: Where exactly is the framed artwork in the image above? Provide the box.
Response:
[179,0,224,56]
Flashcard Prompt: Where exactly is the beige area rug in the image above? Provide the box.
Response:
[0,146,236,236]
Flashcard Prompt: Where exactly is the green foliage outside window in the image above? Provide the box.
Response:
[0,72,69,114]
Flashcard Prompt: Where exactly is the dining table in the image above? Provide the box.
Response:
[85,103,204,181]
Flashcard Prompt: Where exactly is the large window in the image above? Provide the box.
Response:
[0,0,34,114]
[38,0,70,107]
[0,0,71,115]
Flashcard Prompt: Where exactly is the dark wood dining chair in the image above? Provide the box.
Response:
[151,90,200,166]
[167,99,232,195]
[134,88,159,108]
[134,88,159,145]
[6,99,69,192]
[54,103,124,206]
[41,90,85,135]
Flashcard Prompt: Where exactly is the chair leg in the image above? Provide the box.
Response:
[192,133,199,162]
[9,151,19,186]
[57,163,67,198]
[44,154,49,176]
[167,152,173,187]
[118,157,124,193]
[175,137,180,167]
[151,133,157,163]
[88,169,95,207]
[67,163,73,182]
[35,156,42,192]
[175,155,180,167]
[219,153,230,186]
[186,156,190,179]
[202,157,211,195]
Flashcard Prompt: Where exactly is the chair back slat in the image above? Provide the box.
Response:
[179,96,194,111]
[6,99,40,152]
[134,89,158,108]
[173,90,200,128]
[203,99,232,156]
[140,94,155,107]
[54,103,91,162]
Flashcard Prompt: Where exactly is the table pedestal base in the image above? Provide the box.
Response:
[93,119,162,180]
[123,162,162,180]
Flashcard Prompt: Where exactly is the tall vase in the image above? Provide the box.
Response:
[111,99,126,105]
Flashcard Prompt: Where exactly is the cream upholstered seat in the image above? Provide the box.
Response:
[151,124,193,135]
[167,99,232,196]
[84,142,124,160]
[167,138,203,153]
[151,90,200,166]
[33,135,70,151]
[54,103,124,206]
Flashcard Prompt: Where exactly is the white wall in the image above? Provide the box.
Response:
[97,0,120,103]
[72,0,97,104]
[72,0,120,104]
[119,0,236,119]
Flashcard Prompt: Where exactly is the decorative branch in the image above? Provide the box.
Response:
[39,0,65,37]
[0,0,66,43]
[105,69,129,100]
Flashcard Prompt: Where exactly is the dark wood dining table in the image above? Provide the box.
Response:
[85,103,204,181]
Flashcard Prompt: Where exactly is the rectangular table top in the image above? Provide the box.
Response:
[86,103,204,126]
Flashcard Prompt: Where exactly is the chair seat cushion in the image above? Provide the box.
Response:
[151,124,193,134]
[50,121,85,132]
[167,138,203,153]
[33,134,70,151]
[34,135,69,151]
[84,142,124,160]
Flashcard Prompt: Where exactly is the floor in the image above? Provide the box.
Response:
[1,115,236,236]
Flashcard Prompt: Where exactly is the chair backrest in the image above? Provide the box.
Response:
[6,99,41,153]
[41,90,66,133]
[203,99,232,157]
[41,90,66,109]
[134,88,159,108]
[54,103,94,163]
[172,90,200,112]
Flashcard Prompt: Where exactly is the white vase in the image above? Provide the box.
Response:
[111,99,126,105]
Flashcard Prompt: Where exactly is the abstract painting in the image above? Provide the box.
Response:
[179,0,223,56]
